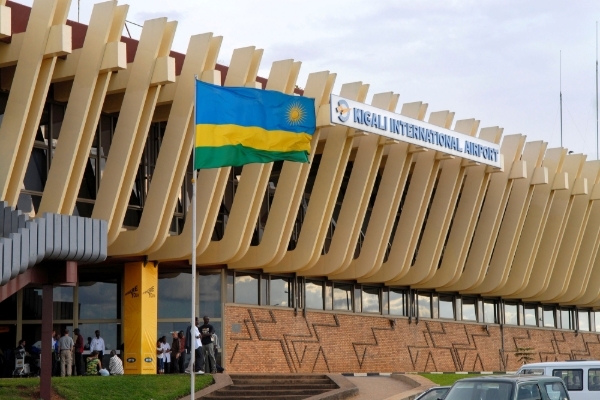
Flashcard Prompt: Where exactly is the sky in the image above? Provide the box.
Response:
[15,0,600,158]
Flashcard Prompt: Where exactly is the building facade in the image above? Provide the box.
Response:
[2,0,600,374]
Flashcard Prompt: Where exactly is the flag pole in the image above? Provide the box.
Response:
[190,74,198,397]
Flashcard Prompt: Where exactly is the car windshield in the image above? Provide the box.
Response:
[445,381,513,400]
[419,388,450,400]
[544,382,569,400]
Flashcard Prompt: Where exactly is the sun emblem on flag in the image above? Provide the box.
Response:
[286,102,306,125]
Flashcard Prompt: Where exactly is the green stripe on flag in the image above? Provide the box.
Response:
[194,145,309,169]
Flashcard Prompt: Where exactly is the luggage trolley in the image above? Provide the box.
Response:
[13,349,32,377]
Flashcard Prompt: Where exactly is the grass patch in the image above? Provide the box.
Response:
[0,378,38,400]
[54,374,213,400]
[0,374,213,400]
[420,373,484,386]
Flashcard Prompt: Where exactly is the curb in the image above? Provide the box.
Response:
[341,371,514,376]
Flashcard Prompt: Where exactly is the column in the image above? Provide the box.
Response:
[123,261,157,374]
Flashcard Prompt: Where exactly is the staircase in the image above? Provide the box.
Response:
[202,374,340,400]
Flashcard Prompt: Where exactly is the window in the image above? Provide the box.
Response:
[578,310,590,331]
[516,383,541,400]
[381,289,389,315]
[199,273,222,317]
[362,287,380,313]
[158,272,192,318]
[0,293,17,320]
[596,311,600,332]
[524,304,537,326]
[445,381,513,400]
[389,289,405,316]
[588,369,600,391]
[305,280,324,310]
[333,284,353,311]
[561,309,573,330]
[462,298,477,321]
[417,293,431,318]
[552,369,583,391]
[270,276,292,307]
[80,281,119,320]
[234,273,259,305]
[544,382,568,400]
[543,307,555,328]
[439,295,454,319]
[504,303,518,325]
[483,300,497,324]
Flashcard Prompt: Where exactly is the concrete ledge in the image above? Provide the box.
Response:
[304,374,358,400]
[178,373,232,400]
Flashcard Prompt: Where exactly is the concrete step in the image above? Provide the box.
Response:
[209,389,330,397]
[230,378,333,385]
[202,396,308,400]
[230,374,329,379]
[223,383,338,391]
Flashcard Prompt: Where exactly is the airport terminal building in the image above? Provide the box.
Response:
[2,0,600,374]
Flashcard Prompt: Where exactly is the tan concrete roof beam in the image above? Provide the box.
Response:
[542,160,600,303]
[36,1,121,216]
[442,135,528,291]
[391,118,479,286]
[91,17,171,231]
[465,143,557,295]
[517,153,586,300]
[489,148,566,297]
[197,55,307,266]
[0,4,11,39]
[229,71,333,270]
[349,103,424,281]
[362,110,458,284]
[414,126,503,289]
[303,92,396,277]
[0,0,71,205]
[108,33,220,257]
[263,82,365,273]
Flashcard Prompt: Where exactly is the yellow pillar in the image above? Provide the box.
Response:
[123,261,157,374]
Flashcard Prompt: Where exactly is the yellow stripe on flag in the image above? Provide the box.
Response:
[195,124,312,153]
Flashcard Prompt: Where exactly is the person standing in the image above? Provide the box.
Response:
[58,329,74,377]
[90,330,105,365]
[156,338,165,374]
[185,318,204,374]
[170,332,180,373]
[73,328,84,376]
[162,336,171,374]
[177,331,186,373]
[200,316,217,374]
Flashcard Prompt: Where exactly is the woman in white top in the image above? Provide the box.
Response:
[161,336,171,374]
[156,337,165,374]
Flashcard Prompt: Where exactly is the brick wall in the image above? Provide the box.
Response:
[224,304,600,373]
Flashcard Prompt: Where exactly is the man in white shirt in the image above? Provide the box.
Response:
[185,317,204,374]
[90,330,105,364]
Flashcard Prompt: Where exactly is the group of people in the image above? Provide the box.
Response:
[51,329,123,377]
[157,316,221,375]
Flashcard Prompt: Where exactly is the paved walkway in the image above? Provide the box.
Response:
[345,376,415,400]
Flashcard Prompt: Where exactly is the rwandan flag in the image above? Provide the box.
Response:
[194,80,316,170]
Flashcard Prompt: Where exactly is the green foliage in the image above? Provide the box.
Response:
[0,374,213,400]
[514,347,536,365]
[420,373,482,386]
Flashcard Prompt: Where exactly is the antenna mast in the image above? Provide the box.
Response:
[560,50,563,147]
[596,22,598,159]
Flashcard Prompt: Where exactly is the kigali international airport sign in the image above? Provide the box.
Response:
[330,95,501,168]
